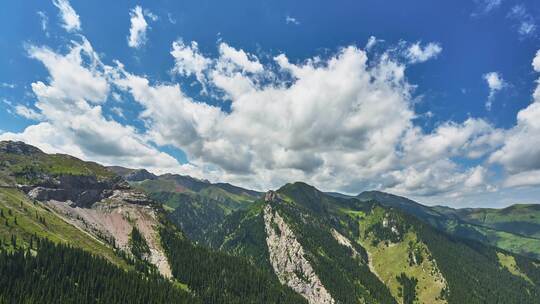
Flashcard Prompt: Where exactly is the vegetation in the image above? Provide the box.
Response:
[0,238,195,303]
[0,188,125,267]
[396,273,418,304]
[160,225,307,304]
[129,226,150,260]
[360,190,540,259]
[0,142,116,186]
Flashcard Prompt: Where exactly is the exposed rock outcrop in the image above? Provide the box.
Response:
[263,204,335,304]
[47,191,172,278]
[331,228,360,259]
[22,174,129,207]
[124,169,157,182]
[0,141,44,155]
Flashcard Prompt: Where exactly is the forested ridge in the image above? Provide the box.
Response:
[160,225,307,304]
[0,238,196,304]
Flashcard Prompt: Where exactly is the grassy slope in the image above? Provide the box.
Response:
[358,191,540,259]
[1,152,116,185]
[0,187,126,267]
[436,204,540,239]
[352,206,446,304]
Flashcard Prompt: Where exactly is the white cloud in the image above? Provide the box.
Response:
[475,0,503,14]
[127,6,152,48]
[170,40,212,83]
[286,16,300,25]
[118,41,495,196]
[0,83,15,89]
[483,71,505,110]
[365,36,382,50]
[167,13,177,24]
[0,37,193,175]
[15,105,44,120]
[37,11,49,36]
[52,0,81,32]
[490,49,540,187]
[406,42,442,63]
[217,42,264,73]
[533,50,540,72]
[508,5,536,38]
[11,33,540,203]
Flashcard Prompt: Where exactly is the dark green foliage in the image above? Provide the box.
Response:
[160,226,307,304]
[152,191,228,244]
[411,213,540,304]
[407,241,424,266]
[0,238,196,304]
[210,205,274,270]
[396,273,418,304]
[273,202,396,304]
[129,226,150,260]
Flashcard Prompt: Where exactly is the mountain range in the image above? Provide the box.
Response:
[1,140,539,303]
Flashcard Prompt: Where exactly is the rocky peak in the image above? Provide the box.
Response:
[265,190,279,203]
[0,141,43,155]
[125,169,157,182]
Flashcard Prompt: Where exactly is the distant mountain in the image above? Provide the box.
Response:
[108,166,158,182]
[356,190,540,259]
[432,204,540,239]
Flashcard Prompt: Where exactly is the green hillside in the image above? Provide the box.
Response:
[358,191,540,259]
[210,182,540,304]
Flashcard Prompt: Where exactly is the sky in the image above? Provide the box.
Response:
[1,0,540,207]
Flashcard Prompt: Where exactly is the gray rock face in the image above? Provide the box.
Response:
[24,175,127,207]
[263,204,335,304]
[125,169,157,182]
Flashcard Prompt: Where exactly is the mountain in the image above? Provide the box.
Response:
[357,190,540,259]
[208,182,540,303]
[0,141,307,303]
[432,204,540,239]
[111,166,262,244]
[2,141,540,303]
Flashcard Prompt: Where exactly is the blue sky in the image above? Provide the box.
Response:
[1,0,540,207]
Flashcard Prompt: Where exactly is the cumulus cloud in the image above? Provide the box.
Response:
[0,37,194,174]
[532,50,540,72]
[489,49,540,187]
[406,42,442,63]
[127,6,154,48]
[119,39,496,196]
[170,40,212,83]
[483,72,505,110]
[5,33,521,200]
[15,105,44,120]
[52,0,81,32]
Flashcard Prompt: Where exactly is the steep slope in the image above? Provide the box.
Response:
[211,182,540,304]
[120,170,262,244]
[358,191,540,259]
[0,141,172,275]
[0,141,311,303]
[0,239,196,304]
